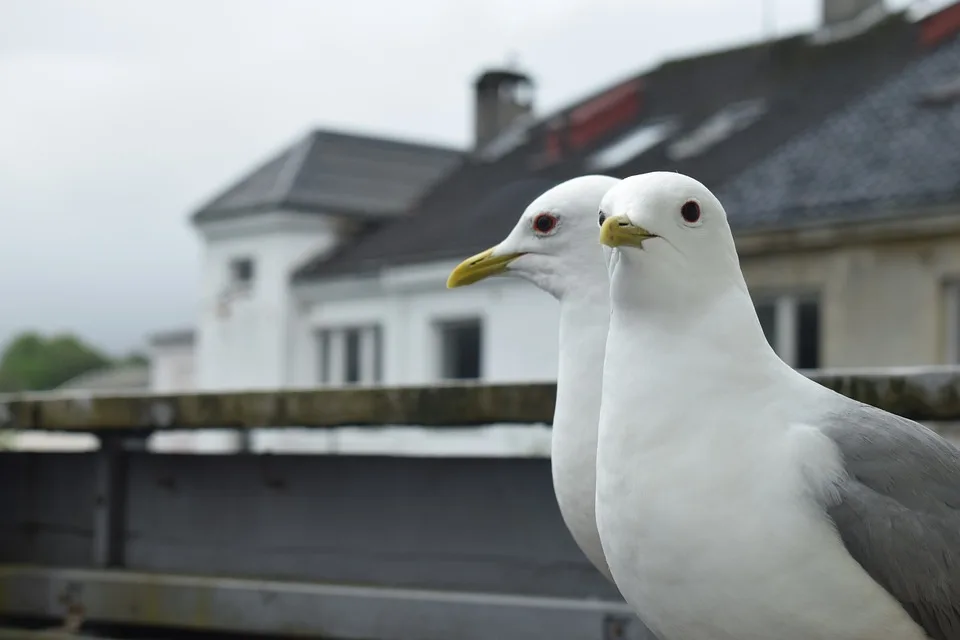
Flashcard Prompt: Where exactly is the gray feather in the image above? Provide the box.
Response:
[818,400,960,640]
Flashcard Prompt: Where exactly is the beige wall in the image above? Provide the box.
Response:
[740,221,960,369]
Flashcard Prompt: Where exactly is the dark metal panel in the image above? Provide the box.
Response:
[91,438,127,568]
[0,451,619,599]
[123,453,619,600]
[0,566,653,640]
[0,454,95,567]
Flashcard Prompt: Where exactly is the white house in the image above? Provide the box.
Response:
[149,0,960,452]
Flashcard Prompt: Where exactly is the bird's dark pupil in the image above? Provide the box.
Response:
[598,211,606,227]
[681,202,700,222]
[536,216,553,232]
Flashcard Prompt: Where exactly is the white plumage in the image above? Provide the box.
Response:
[447,175,621,581]
[595,171,959,640]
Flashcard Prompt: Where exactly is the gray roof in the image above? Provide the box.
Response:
[719,33,960,231]
[295,11,932,280]
[192,130,463,223]
[57,364,150,392]
[149,328,195,348]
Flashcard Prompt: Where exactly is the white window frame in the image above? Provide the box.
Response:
[316,324,383,386]
[585,118,679,170]
[944,281,960,364]
[753,292,821,369]
[433,317,483,381]
[666,98,767,161]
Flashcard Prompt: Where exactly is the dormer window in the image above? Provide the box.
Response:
[229,257,255,287]
[586,118,679,170]
[667,99,767,161]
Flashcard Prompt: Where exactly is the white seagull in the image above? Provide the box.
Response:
[447,175,620,582]
[595,171,960,640]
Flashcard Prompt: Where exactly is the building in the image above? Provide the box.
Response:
[148,328,196,392]
[148,0,960,451]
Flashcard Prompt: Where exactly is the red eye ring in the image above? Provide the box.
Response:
[533,213,558,234]
[680,201,701,224]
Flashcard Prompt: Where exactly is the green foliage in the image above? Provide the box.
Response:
[0,331,116,392]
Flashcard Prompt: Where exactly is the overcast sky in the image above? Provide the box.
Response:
[0,0,928,355]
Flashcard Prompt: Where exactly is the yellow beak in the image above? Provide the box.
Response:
[599,215,657,249]
[446,247,525,288]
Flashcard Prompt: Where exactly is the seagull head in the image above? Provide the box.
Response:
[598,171,747,310]
[447,175,620,299]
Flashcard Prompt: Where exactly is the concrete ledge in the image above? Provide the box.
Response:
[0,565,652,640]
[0,383,557,432]
[1,367,960,432]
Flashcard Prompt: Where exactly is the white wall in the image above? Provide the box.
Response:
[161,226,563,455]
[195,211,339,390]
[252,260,561,456]
[294,260,560,387]
[149,342,196,392]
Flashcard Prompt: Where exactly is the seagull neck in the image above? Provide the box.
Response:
[555,288,609,423]
[610,286,783,378]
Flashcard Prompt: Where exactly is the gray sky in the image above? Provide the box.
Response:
[0,0,922,355]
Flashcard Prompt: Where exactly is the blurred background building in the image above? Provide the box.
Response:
[7,0,959,453]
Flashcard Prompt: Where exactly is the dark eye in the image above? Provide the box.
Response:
[680,200,701,224]
[533,213,558,234]
[598,210,606,227]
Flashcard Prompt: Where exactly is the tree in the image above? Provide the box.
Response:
[0,332,112,392]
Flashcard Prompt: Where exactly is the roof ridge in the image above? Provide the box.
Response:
[309,127,463,154]
[267,132,315,204]
[189,131,309,221]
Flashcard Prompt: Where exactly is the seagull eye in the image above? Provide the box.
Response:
[533,213,558,234]
[598,210,606,227]
[680,201,701,224]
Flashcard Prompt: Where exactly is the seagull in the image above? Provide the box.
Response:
[447,175,621,582]
[595,171,960,640]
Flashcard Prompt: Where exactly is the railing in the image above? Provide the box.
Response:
[2,367,960,639]
[4,366,960,433]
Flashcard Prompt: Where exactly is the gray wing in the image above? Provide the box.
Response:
[818,400,960,640]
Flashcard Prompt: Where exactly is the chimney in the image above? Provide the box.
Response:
[473,69,535,151]
[821,0,885,27]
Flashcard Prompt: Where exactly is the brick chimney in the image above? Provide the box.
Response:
[473,69,534,151]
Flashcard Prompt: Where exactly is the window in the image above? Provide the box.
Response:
[316,325,383,386]
[229,257,255,286]
[945,282,960,364]
[436,319,482,380]
[585,118,679,170]
[666,99,767,161]
[754,293,821,369]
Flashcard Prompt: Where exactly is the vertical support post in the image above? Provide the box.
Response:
[775,295,798,368]
[237,429,254,452]
[92,435,128,568]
